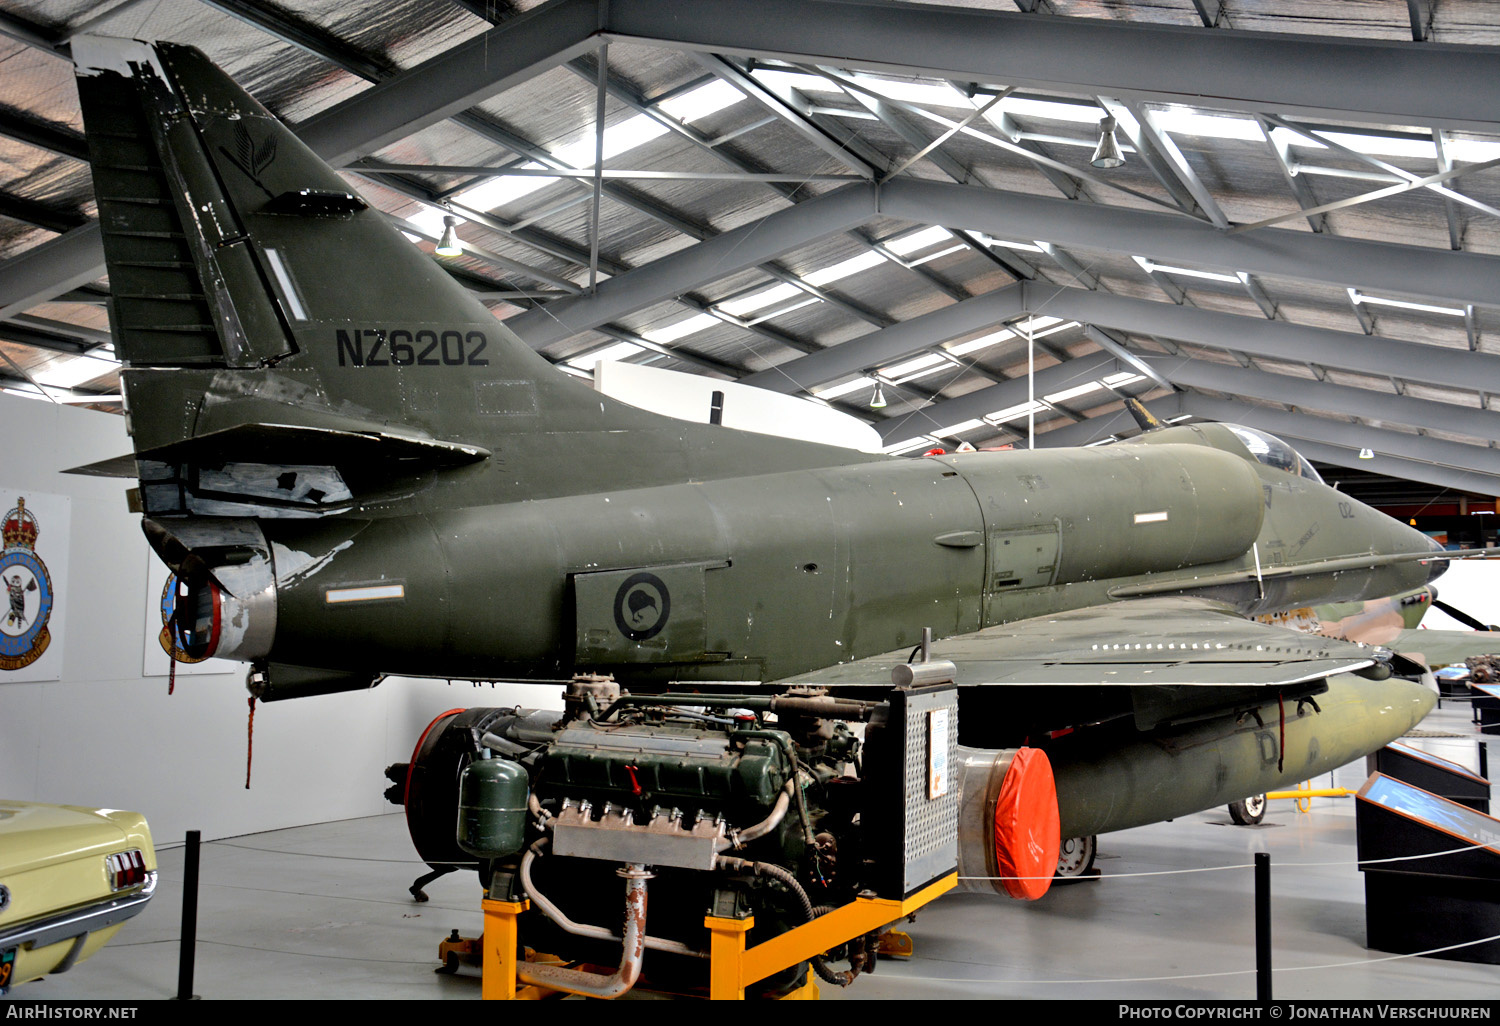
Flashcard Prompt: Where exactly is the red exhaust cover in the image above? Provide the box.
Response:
[993,746,1061,900]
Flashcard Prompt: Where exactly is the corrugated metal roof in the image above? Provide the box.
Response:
[0,0,1497,500]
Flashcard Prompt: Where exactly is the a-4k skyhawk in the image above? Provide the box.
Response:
[68,37,1458,996]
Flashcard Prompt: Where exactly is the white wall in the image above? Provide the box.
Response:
[1419,557,1500,631]
[0,395,551,845]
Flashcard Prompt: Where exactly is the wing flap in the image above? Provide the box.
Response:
[779,596,1381,733]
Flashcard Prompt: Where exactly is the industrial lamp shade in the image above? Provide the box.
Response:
[435,215,462,256]
[1358,448,1375,460]
[1091,116,1124,169]
[870,381,887,409]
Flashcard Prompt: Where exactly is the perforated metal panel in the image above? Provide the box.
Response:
[900,687,960,894]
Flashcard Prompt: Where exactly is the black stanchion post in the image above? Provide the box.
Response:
[175,829,201,1001]
[1254,851,1271,1002]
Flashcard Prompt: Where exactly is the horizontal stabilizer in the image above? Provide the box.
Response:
[137,421,489,470]
[63,454,140,479]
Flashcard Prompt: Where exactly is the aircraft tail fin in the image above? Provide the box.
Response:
[73,38,874,516]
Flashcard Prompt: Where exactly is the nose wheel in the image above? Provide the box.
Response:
[1228,794,1267,825]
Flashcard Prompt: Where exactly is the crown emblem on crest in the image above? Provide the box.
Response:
[3,498,37,551]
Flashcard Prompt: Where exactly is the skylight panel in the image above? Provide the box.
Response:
[848,75,971,108]
[1133,256,1242,284]
[884,225,953,256]
[743,297,820,324]
[1348,289,1465,317]
[945,329,1014,357]
[1151,109,1265,142]
[658,80,745,123]
[717,282,804,317]
[1102,372,1147,387]
[454,114,671,214]
[749,69,839,95]
[1043,380,1105,404]
[643,312,720,344]
[882,352,949,379]
[814,376,877,400]
[803,250,887,287]
[455,163,554,211]
[1272,127,1436,161]
[33,353,120,389]
[993,97,1102,124]
[405,207,450,238]
[884,436,937,454]
[936,418,986,436]
[967,231,1044,253]
[985,399,1050,424]
[1446,138,1500,163]
[554,113,672,168]
[566,341,642,368]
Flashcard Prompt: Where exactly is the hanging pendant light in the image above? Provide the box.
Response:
[870,381,887,409]
[435,215,462,256]
[1091,115,1124,169]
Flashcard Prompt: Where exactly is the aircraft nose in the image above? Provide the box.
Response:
[1424,534,1449,585]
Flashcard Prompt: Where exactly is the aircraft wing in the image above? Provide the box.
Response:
[779,595,1382,733]
[1387,628,1500,668]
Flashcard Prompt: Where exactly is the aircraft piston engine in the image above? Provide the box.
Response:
[388,682,1004,996]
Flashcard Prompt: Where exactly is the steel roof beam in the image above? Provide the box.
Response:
[1258,115,1328,235]
[199,0,393,81]
[603,0,1500,133]
[741,283,1026,394]
[0,224,104,322]
[1178,393,1500,481]
[1284,438,1500,497]
[558,60,965,309]
[1030,393,1185,448]
[0,8,63,53]
[295,0,598,166]
[505,183,873,349]
[878,178,1500,307]
[0,321,91,355]
[1432,129,1465,251]
[1137,357,1496,443]
[745,274,1500,398]
[1028,284,1500,394]
[0,109,87,162]
[1083,326,1172,392]
[0,192,88,235]
[1096,97,1208,220]
[693,54,878,179]
[875,350,1120,444]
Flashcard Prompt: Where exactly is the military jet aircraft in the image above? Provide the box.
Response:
[65,36,1466,995]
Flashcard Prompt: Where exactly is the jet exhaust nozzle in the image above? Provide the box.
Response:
[145,518,276,662]
[954,745,1060,900]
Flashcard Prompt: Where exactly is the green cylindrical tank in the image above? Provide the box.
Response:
[456,757,529,859]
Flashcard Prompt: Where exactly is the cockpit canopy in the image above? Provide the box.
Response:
[1224,425,1324,484]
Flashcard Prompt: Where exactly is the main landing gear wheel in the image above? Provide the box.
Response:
[1055,835,1097,881]
[1228,794,1267,825]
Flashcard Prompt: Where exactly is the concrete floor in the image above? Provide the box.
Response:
[10,703,1497,1002]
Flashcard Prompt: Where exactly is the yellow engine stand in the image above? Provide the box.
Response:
[480,898,554,1001]
[475,873,957,1000]
[703,873,956,1000]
